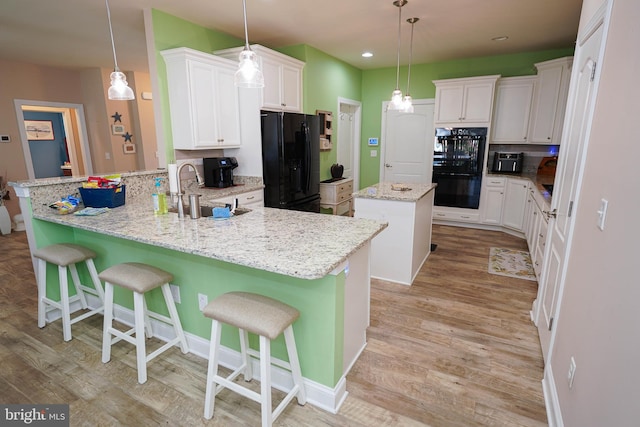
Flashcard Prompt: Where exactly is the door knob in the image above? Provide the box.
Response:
[385,163,392,168]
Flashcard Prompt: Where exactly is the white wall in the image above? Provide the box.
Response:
[551,0,640,425]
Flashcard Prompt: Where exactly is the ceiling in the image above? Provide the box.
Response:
[0,0,583,73]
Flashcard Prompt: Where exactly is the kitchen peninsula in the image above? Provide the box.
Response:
[10,171,387,413]
[353,182,437,286]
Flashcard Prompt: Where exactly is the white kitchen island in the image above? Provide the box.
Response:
[354,182,437,285]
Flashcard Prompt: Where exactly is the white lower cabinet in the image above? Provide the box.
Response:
[502,178,529,231]
[481,177,506,225]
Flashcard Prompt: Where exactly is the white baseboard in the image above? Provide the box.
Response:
[47,296,348,414]
[542,364,563,427]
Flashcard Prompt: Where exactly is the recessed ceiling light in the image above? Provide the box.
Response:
[491,36,509,41]
[362,51,373,58]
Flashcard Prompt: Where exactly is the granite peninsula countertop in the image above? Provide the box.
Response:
[354,182,437,202]
[31,198,387,280]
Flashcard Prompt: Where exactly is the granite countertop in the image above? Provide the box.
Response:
[353,182,438,202]
[32,199,387,280]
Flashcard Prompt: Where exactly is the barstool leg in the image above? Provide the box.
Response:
[160,283,188,353]
[85,259,105,304]
[58,265,72,342]
[68,263,88,309]
[36,259,47,328]
[259,335,273,427]
[284,326,306,405]
[239,329,252,381]
[142,296,154,338]
[102,282,115,363]
[204,320,222,420]
[133,291,148,384]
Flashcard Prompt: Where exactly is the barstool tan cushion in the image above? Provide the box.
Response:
[98,262,173,293]
[33,243,97,267]
[203,292,299,340]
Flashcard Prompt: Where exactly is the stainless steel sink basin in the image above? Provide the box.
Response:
[168,204,251,217]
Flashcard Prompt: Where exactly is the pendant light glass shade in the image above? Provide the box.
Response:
[235,0,264,88]
[388,0,407,111]
[400,17,419,113]
[108,70,134,100]
[105,0,134,100]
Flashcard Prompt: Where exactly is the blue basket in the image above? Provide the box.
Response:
[78,185,126,208]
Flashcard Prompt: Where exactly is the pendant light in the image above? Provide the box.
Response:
[401,17,419,113]
[235,0,264,88]
[388,0,407,111]
[105,0,134,100]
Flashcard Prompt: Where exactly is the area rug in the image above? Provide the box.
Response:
[488,247,537,281]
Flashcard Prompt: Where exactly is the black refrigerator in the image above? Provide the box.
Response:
[261,111,321,212]
[432,127,487,209]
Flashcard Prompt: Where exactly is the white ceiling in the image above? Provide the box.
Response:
[0,0,583,73]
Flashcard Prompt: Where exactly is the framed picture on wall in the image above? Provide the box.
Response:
[123,143,136,154]
[24,120,54,140]
[112,124,125,135]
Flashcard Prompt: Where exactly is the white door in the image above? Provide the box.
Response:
[535,20,604,362]
[381,100,435,183]
[337,99,361,190]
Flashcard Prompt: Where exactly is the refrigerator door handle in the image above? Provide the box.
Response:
[304,122,311,193]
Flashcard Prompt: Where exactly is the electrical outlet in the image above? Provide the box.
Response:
[198,293,208,311]
[567,356,577,389]
[169,284,181,304]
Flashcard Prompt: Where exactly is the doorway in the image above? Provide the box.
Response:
[380,99,435,183]
[337,98,362,190]
[14,100,93,180]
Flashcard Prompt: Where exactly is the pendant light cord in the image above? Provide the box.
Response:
[105,0,120,71]
[242,0,250,49]
[394,1,403,90]
[406,18,417,95]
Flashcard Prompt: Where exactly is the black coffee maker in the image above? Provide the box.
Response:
[203,157,238,188]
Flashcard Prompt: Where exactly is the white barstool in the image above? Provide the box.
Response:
[32,243,105,342]
[203,291,306,426]
[99,262,188,384]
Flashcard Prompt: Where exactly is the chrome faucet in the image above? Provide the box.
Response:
[176,162,204,219]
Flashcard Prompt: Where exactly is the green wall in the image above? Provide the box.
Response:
[151,10,573,188]
[278,45,363,181]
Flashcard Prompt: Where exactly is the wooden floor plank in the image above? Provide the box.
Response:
[0,225,546,425]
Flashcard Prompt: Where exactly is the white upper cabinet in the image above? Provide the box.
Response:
[433,75,500,126]
[215,45,304,112]
[161,48,241,150]
[528,57,573,145]
[491,77,536,144]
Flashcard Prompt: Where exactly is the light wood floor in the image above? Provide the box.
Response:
[0,225,546,426]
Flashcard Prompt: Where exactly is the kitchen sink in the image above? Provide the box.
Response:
[168,204,251,217]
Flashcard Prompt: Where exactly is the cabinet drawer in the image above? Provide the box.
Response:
[485,177,506,187]
[433,210,480,223]
[336,182,353,198]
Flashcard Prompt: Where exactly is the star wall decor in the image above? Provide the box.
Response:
[111,112,122,123]
[122,132,133,142]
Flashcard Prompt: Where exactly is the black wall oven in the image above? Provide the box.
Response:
[432,127,487,209]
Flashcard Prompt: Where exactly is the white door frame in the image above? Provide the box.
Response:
[337,97,362,191]
[14,99,93,180]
